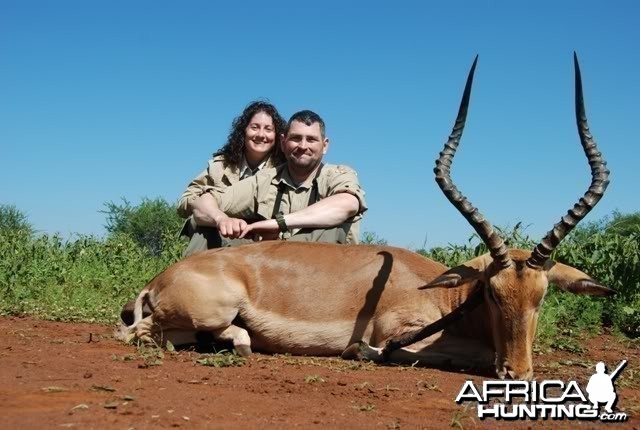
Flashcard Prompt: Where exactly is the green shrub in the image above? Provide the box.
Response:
[605,210,640,236]
[554,228,640,338]
[0,230,183,322]
[360,231,388,245]
[0,204,34,237]
[102,197,183,256]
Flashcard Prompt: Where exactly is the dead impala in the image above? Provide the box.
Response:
[120,53,612,380]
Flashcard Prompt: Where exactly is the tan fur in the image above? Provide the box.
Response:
[121,243,610,379]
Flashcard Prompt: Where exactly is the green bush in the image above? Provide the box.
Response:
[605,210,640,236]
[554,228,640,338]
[0,226,184,323]
[360,231,388,246]
[102,197,183,256]
[0,204,34,237]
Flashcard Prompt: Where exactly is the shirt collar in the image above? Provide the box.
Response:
[277,166,317,190]
[239,156,269,180]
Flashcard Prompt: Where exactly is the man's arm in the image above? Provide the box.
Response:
[240,193,359,238]
[284,193,359,228]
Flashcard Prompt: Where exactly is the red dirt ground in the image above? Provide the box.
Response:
[0,316,637,429]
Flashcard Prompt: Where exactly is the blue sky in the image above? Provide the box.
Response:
[1,1,638,249]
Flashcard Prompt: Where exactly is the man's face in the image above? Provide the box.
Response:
[282,120,328,172]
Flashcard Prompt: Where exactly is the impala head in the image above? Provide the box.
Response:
[427,53,614,380]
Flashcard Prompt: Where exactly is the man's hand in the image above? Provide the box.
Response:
[216,216,248,239]
[240,219,279,240]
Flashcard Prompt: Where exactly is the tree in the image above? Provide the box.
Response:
[101,197,183,255]
[360,231,388,245]
[0,204,34,237]
[605,210,640,236]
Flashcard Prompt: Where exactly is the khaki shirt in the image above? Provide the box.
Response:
[177,154,275,218]
[213,163,367,243]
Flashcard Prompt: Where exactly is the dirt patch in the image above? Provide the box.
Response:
[0,317,637,429]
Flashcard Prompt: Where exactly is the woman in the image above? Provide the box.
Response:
[120,101,286,326]
[178,100,287,255]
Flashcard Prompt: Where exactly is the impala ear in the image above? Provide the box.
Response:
[564,279,616,296]
[419,254,490,289]
[419,272,469,289]
[547,261,615,296]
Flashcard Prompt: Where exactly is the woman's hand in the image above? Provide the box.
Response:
[216,216,248,239]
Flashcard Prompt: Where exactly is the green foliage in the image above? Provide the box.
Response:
[0,230,183,322]
[605,210,640,236]
[360,231,388,245]
[554,225,640,338]
[0,204,34,237]
[102,197,183,256]
[196,350,246,368]
[419,223,535,267]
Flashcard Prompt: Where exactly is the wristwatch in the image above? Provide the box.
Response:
[275,212,288,233]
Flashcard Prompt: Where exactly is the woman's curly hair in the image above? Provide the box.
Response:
[214,101,287,168]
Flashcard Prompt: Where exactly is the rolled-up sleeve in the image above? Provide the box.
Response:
[213,177,258,219]
[177,169,211,218]
[325,166,368,217]
[177,159,226,218]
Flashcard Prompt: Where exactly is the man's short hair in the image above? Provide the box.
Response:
[287,110,326,138]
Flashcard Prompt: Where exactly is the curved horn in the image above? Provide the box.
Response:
[527,53,610,269]
[434,56,512,269]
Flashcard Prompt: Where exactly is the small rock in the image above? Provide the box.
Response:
[71,404,89,412]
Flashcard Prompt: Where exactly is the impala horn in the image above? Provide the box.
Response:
[434,56,512,269]
[526,53,610,269]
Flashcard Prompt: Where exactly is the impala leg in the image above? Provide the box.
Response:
[136,319,251,356]
[343,337,494,371]
[210,324,252,357]
[135,315,157,345]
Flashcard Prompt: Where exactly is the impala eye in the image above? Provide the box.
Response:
[488,288,500,305]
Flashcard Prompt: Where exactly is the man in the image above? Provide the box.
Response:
[188,109,366,246]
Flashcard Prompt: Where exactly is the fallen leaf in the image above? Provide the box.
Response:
[91,384,116,392]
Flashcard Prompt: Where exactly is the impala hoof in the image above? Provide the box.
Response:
[235,344,252,357]
[341,342,368,360]
[341,341,382,362]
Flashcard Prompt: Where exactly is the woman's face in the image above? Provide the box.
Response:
[244,111,276,163]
